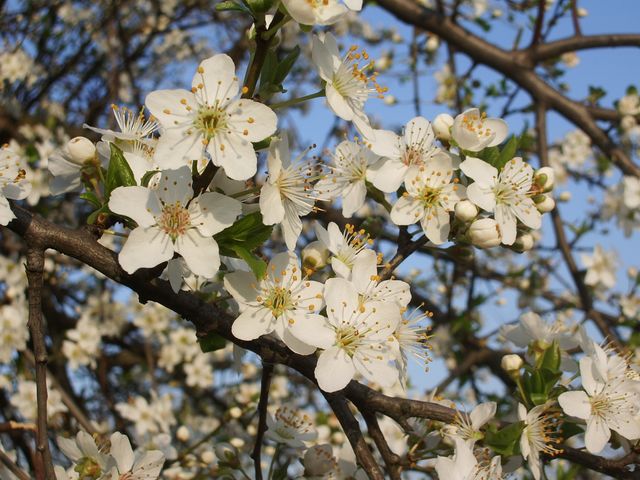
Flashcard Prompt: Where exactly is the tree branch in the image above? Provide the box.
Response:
[25,246,56,480]
[250,362,274,480]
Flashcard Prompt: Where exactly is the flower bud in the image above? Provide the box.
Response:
[469,218,501,248]
[66,136,96,165]
[514,233,534,252]
[303,444,335,476]
[302,240,329,273]
[176,425,190,442]
[201,449,216,464]
[384,95,397,106]
[558,191,571,202]
[534,167,555,192]
[214,443,239,468]
[432,113,454,141]
[425,35,439,52]
[535,194,555,213]
[454,200,478,222]
[501,354,523,372]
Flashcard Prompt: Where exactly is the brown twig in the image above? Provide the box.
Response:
[324,393,385,480]
[529,0,546,47]
[25,247,56,480]
[362,411,402,480]
[0,449,30,480]
[250,362,274,480]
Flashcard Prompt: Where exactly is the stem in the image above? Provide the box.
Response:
[229,186,261,199]
[251,363,274,480]
[267,444,280,480]
[269,89,325,110]
[243,12,284,99]
[25,247,56,480]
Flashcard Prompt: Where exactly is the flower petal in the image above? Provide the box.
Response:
[223,271,259,306]
[109,186,161,228]
[288,313,335,349]
[191,192,242,236]
[192,54,239,105]
[231,307,275,340]
[585,415,610,454]
[226,99,277,142]
[118,227,173,274]
[315,347,355,392]
[174,232,220,278]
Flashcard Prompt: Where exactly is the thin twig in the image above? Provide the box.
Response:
[362,411,402,480]
[25,247,56,480]
[0,449,30,480]
[250,362,274,480]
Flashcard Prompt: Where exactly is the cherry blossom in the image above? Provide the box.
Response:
[451,108,508,152]
[0,147,31,224]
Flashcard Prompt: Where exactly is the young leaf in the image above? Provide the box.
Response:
[484,421,525,456]
[232,244,267,279]
[274,46,301,85]
[495,135,519,170]
[106,144,136,196]
[198,333,227,353]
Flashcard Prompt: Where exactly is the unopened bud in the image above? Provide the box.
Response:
[303,444,335,476]
[214,443,239,468]
[501,354,523,372]
[302,240,329,273]
[176,425,190,442]
[201,450,216,464]
[535,194,555,213]
[455,200,478,222]
[425,36,439,52]
[469,218,501,248]
[384,95,397,106]
[514,233,534,252]
[558,191,571,202]
[534,167,555,192]
[66,136,96,165]
[432,113,454,141]
[577,7,588,16]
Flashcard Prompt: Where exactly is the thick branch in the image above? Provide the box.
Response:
[25,247,56,480]
[531,33,640,62]
[5,205,637,478]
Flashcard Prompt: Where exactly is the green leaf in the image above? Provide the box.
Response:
[538,341,561,373]
[215,0,252,13]
[140,170,160,187]
[198,333,227,353]
[80,191,101,208]
[274,46,301,85]
[484,421,525,456]
[474,146,500,166]
[495,135,519,170]
[232,245,267,279]
[106,144,136,196]
[215,212,273,252]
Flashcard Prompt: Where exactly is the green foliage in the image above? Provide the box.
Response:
[215,212,272,278]
[198,332,227,353]
[215,0,253,14]
[259,46,301,99]
[484,421,524,456]
[140,170,160,187]
[474,135,520,171]
[105,144,136,195]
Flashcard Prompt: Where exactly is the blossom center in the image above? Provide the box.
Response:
[336,325,363,355]
[158,202,191,241]
[74,457,102,479]
[461,111,493,138]
[402,147,425,167]
[264,286,292,318]
[195,104,227,140]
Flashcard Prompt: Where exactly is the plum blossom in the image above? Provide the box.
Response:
[311,32,384,139]
[105,432,164,480]
[57,431,109,479]
[282,0,362,26]
[451,108,508,152]
[0,147,31,224]
[518,402,561,480]
[224,251,324,355]
[109,166,241,277]
[390,306,433,388]
[265,404,317,448]
[260,136,317,250]
[314,222,373,279]
[442,402,496,447]
[435,437,503,480]
[581,244,617,290]
[315,139,380,217]
[146,54,277,179]
[558,342,640,453]
[390,153,466,244]
[369,116,442,193]
[289,276,401,392]
[85,104,158,144]
[460,156,541,245]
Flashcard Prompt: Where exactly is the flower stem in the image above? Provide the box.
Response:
[269,89,325,110]
[229,186,261,199]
